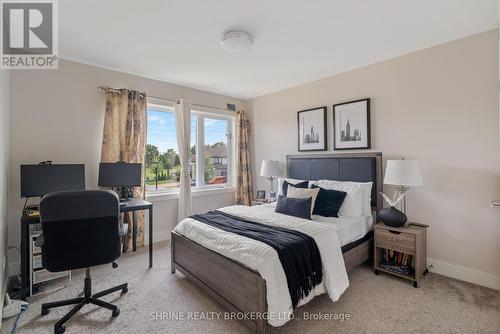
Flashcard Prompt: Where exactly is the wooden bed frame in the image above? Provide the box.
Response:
[171,152,382,333]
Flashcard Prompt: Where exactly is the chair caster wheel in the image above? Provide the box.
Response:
[54,325,65,334]
[374,269,379,275]
[121,287,128,294]
[41,308,49,316]
[413,281,418,288]
[112,308,120,317]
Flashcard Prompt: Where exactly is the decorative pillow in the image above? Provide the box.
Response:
[317,181,364,217]
[275,195,312,220]
[281,180,309,197]
[286,186,320,215]
[310,184,347,217]
[318,180,373,216]
[278,177,309,196]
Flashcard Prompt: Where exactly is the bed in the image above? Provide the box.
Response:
[171,152,382,333]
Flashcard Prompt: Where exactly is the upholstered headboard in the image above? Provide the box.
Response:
[286,152,383,211]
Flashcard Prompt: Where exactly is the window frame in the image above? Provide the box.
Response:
[193,109,236,190]
[145,98,236,196]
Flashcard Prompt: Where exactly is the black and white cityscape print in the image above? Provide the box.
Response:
[334,98,370,150]
[298,107,327,151]
[340,117,362,142]
[303,123,320,143]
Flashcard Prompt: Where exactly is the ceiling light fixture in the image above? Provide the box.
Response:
[221,30,253,53]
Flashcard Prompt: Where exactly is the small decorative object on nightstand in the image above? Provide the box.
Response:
[260,160,280,201]
[374,222,429,288]
[256,190,266,201]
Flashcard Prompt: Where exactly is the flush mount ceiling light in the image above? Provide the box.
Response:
[221,30,253,53]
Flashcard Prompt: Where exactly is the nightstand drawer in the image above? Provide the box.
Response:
[376,228,415,254]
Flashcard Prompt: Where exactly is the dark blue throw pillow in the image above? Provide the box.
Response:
[281,180,309,197]
[311,184,347,217]
[275,195,312,220]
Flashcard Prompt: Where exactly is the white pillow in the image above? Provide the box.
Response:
[287,186,320,215]
[277,177,309,196]
[319,180,373,216]
[317,181,364,217]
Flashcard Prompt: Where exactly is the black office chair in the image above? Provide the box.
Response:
[37,190,128,334]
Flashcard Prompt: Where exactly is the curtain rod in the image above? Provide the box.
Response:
[98,86,235,113]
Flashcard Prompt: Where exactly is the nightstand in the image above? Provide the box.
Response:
[374,222,429,287]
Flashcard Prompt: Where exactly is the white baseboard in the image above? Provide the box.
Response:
[144,230,171,245]
[7,261,19,278]
[428,258,500,291]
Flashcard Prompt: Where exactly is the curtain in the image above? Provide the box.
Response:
[101,89,147,252]
[175,99,192,221]
[235,110,252,206]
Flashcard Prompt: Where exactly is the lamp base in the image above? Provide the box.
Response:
[267,177,275,197]
[378,206,407,227]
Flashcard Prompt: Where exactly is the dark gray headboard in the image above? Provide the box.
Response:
[286,152,383,211]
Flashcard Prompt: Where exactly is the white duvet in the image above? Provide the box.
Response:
[173,205,349,327]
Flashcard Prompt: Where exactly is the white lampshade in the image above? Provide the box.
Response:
[384,160,423,187]
[260,160,280,177]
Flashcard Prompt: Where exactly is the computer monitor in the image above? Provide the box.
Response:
[20,164,86,198]
[98,162,142,187]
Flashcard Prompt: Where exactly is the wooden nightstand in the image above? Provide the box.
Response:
[374,222,429,287]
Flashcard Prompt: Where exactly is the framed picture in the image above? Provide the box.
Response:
[256,190,266,201]
[297,107,327,151]
[333,98,371,150]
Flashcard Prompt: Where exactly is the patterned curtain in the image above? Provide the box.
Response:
[101,89,147,252]
[235,110,253,205]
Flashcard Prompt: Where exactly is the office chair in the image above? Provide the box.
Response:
[37,190,128,334]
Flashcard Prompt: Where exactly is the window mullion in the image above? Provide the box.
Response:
[197,115,205,188]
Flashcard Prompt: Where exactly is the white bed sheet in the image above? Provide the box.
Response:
[311,214,373,246]
[263,202,373,247]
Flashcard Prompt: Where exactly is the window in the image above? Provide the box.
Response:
[201,116,233,186]
[146,99,235,193]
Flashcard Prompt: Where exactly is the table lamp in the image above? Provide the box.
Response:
[383,159,423,214]
[260,160,280,200]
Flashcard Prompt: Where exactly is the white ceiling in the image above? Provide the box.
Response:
[60,0,497,100]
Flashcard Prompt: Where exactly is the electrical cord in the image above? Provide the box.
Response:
[10,304,28,334]
[22,197,28,212]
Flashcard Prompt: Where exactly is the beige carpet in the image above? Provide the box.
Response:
[3,241,499,334]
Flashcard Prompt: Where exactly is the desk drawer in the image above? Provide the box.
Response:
[32,255,43,270]
[32,239,41,254]
[376,228,415,254]
[33,269,69,284]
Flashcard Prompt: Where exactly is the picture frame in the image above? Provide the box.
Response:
[297,106,327,151]
[333,98,371,150]
[256,190,266,201]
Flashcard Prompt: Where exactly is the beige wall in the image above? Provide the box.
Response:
[0,70,10,323]
[8,60,243,274]
[247,30,500,290]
